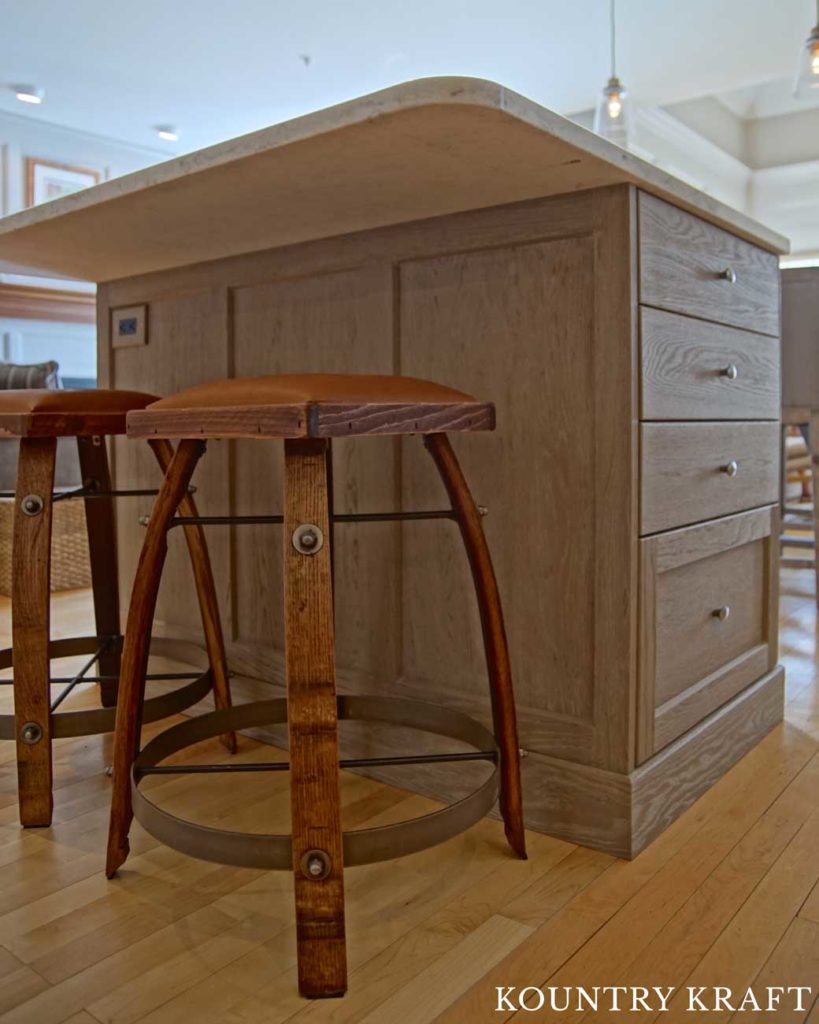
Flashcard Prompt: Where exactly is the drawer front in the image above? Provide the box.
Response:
[641,421,779,535]
[639,192,780,336]
[641,307,780,421]
[638,506,777,761]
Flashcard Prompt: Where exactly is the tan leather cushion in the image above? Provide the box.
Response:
[0,388,158,415]
[145,374,477,410]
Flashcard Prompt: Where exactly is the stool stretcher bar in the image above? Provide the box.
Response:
[136,749,497,776]
[163,509,460,529]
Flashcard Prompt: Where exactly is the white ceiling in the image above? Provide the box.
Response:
[0,0,815,155]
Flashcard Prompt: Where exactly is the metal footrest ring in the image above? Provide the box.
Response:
[0,635,212,739]
[132,695,500,870]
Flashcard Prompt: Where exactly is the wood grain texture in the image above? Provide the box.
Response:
[631,665,784,856]
[0,283,95,324]
[283,438,346,997]
[99,182,781,855]
[0,578,812,1021]
[230,263,399,685]
[11,437,56,826]
[423,432,526,858]
[148,438,235,752]
[639,192,781,336]
[398,187,638,773]
[640,306,780,421]
[112,287,231,646]
[76,435,120,708]
[781,266,819,409]
[106,440,206,877]
[640,421,779,535]
[127,401,493,440]
[0,412,133,439]
[639,507,776,759]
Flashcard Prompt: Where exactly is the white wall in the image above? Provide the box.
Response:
[0,110,165,379]
[0,108,165,219]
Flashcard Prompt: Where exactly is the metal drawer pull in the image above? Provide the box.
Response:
[720,363,739,380]
[717,267,737,283]
[721,460,739,477]
[712,606,731,622]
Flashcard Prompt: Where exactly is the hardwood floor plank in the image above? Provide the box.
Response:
[0,581,815,1024]
[356,915,533,1024]
[434,720,818,1023]
[738,917,819,1023]
[538,748,819,1024]
[656,806,819,1022]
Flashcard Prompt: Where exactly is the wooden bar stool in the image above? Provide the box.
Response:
[105,373,526,999]
[0,389,234,827]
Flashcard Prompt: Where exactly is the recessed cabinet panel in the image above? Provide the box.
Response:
[399,236,598,723]
[638,507,777,761]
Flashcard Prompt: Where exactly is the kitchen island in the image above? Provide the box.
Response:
[0,78,787,856]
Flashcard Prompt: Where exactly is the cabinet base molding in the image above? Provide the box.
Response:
[520,667,783,858]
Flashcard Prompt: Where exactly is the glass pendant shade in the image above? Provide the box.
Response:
[795,25,819,97]
[594,75,631,146]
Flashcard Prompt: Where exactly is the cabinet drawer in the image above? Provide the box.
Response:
[639,192,780,336]
[641,307,780,420]
[638,507,778,761]
[641,421,779,535]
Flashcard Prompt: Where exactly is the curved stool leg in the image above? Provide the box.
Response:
[77,436,120,709]
[106,439,206,877]
[148,439,235,753]
[13,437,57,827]
[284,438,347,998]
[423,432,527,859]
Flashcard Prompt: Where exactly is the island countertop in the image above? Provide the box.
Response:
[0,77,788,282]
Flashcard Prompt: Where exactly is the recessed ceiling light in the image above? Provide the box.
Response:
[155,125,179,142]
[13,85,45,105]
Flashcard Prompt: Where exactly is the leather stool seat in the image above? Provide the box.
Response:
[126,373,494,439]
[0,388,158,437]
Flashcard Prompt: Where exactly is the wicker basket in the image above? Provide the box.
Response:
[0,497,92,596]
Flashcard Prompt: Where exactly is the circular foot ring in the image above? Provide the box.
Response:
[0,635,212,740]
[132,695,499,870]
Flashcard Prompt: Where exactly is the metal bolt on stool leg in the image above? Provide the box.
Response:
[21,494,44,516]
[300,849,332,880]
[20,722,43,745]
[292,522,324,555]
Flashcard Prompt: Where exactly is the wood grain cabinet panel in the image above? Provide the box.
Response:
[638,507,778,760]
[230,265,398,682]
[639,192,780,336]
[640,307,780,421]
[640,421,779,535]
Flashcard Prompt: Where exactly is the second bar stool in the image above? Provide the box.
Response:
[106,373,526,998]
[0,388,234,826]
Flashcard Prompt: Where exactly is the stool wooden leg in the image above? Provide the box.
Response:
[13,437,57,827]
[283,438,347,998]
[810,412,819,609]
[423,432,527,860]
[77,436,120,708]
[148,439,235,752]
[106,439,206,877]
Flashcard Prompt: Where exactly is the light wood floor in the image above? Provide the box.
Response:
[0,572,817,1024]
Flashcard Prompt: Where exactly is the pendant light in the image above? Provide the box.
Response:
[594,0,632,147]
[795,0,819,98]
